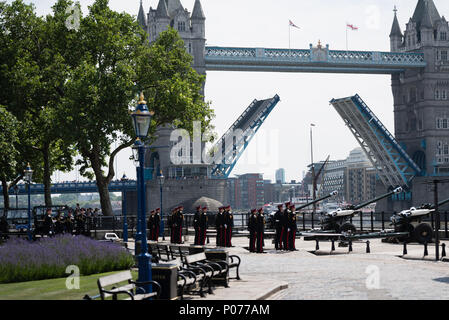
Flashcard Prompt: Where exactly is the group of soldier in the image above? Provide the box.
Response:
[42,207,99,236]
[146,205,234,248]
[272,202,298,252]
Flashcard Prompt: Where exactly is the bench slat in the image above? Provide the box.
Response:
[98,270,132,288]
[185,252,207,264]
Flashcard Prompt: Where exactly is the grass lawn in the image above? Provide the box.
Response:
[0,270,138,300]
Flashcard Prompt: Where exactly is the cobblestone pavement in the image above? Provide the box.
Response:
[220,237,449,300]
[132,236,449,300]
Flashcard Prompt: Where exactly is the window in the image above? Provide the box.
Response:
[441,32,447,41]
[435,90,440,100]
[443,90,448,100]
[177,21,186,32]
[441,50,448,61]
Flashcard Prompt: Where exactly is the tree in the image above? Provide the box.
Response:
[0,106,20,209]
[0,0,77,206]
[59,0,214,216]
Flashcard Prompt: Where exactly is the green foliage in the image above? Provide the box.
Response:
[0,0,77,203]
[0,106,19,181]
[0,0,215,215]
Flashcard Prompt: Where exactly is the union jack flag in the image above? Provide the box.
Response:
[347,24,359,30]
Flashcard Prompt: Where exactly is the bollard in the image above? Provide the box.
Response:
[366,241,371,254]
[424,242,428,257]
[207,234,210,244]
[403,242,408,255]
[348,241,353,253]
[315,240,320,251]
[331,240,335,252]
[442,243,446,258]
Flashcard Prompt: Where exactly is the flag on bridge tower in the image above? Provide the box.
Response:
[289,20,300,29]
[345,23,359,51]
[288,20,300,49]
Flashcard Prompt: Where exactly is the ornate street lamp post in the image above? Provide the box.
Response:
[121,173,129,242]
[23,164,33,241]
[158,170,165,240]
[131,92,154,294]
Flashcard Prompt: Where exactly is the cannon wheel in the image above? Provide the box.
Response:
[395,223,414,243]
[413,223,433,244]
[340,223,356,234]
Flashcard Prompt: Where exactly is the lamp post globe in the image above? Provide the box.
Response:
[24,164,33,241]
[131,93,154,140]
[131,92,154,295]
[158,170,165,240]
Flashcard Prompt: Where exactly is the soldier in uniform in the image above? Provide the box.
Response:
[248,209,258,252]
[256,208,266,253]
[199,206,209,245]
[224,205,234,247]
[274,204,284,250]
[174,206,184,244]
[282,202,291,251]
[288,204,298,251]
[43,208,55,236]
[147,210,159,241]
[65,210,74,235]
[54,211,65,235]
[155,208,162,240]
[168,208,177,244]
[193,206,202,245]
[215,206,225,247]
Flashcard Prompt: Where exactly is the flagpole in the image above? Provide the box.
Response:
[346,24,348,51]
[289,24,291,50]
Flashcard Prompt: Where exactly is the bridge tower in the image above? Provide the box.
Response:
[136,0,208,181]
[140,0,206,77]
[386,0,449,210]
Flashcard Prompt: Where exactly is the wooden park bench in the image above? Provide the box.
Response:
[83,270,161,300]
[184,252,230,291]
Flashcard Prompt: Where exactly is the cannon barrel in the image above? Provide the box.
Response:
[295,191,338,211]
[429,197,449,209]
[353,187,403,211]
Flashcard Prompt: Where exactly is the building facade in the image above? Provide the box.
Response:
[227,174,265,210]
[275,168,286,184]
[380,0,449,211]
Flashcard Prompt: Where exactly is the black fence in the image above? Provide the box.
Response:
[79,211,449,240]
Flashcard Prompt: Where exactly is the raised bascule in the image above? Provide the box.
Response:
[3,0,448,214]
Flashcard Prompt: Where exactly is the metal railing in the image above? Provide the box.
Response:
[8,211,445,240]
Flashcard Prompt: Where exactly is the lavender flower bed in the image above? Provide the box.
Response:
[0,235,134,283]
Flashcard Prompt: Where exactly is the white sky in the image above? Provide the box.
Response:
[17,0,449,183]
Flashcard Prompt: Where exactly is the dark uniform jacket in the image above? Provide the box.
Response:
[274,210,283,229]
[199,212,208,229]
[248,213,257,232]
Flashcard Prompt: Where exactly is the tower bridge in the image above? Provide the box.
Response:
[204,46,426,74]
[140,0,449,212]
[2,1,447,213]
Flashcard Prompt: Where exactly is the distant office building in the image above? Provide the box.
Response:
[316,148,377,204]
[320,159,347,203]
[345,148,376,204]
[263,180,275,204]
[275,168,286,184]
[227,174,265,209]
